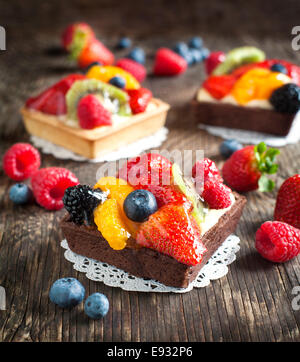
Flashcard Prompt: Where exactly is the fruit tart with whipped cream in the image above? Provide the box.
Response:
[193,46,300,136]
[21,65,169,159]
[60,153,246,288]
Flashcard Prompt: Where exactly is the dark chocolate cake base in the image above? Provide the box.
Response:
[60,193,246,289]
[192,98,297,137]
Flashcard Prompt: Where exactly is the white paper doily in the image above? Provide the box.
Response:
[30,127,168,163]
[199,113,300,147]
[61,234,240,293]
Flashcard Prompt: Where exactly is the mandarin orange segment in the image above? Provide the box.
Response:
[94,176,140,237]
[231,68,291,105]
[94,198,129,250]
[86,65,140,90]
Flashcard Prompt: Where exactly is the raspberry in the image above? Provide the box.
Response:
[255,221,300,262]
[63,185,105,225]
[127,88,152,114]
[192,158,223,185]
[77,94,112,129]
[153,48,187,76]
[116,58,147,82]
[31,167,79,210]
[3,143,41,181]
[201,180,232,209]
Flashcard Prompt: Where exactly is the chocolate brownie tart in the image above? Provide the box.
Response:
[61,192,246,289]
[192,98,298,136]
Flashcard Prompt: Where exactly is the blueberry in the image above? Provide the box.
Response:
[220,139,243,159]
[173,42,189,57]
[49,278,85,309]
[188,37,203,49]
[85,61,103,71]
[117,37,131,49]
[200,47,210,60]
[109,76,126,89]
[127,47,145,64]
[270,63,287,75]
[9,183,33,205]
[84,293,109,319]
[182,50,194,66]
[190,48,202,64]
[123,189,158,222]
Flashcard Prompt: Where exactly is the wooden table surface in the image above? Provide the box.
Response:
[1,0,300,342]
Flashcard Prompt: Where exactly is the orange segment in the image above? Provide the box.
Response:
[231,68,291,105]
[94,176,140,237]
[86,65,140,90]
[94,199,129,250]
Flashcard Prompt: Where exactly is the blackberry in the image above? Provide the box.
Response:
[270,83,300,114]
[63,185,106,225]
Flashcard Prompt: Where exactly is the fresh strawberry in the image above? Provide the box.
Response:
[118,153,172,188]
[222,142,280,192]
[153,48,187,76]
[274,174,300,229]
[2,143,41,181]
[31,167,79,210]
[127,88,152,114]
[201,180,232,209]
[205,51,226,75]
[77,38,114,68]
[77,94,112,129]
[116,58,147,82]
[62,22,95,52]
[26,74,85,115]
[135,184,192,210]
[202,75,236,99]
[137,204,207,265]
[192,158,223,184]
[255,221,300,262]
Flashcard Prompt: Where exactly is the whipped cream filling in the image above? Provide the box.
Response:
[197,88,273,110]
[200,192,235,236]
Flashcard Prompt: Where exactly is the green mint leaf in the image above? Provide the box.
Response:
[268,164,279,174]
[257,142,267,154]
[258,174,275,192]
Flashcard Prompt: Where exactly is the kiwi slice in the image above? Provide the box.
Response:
[212,46,266,76]
[171,163,205,225]
[66,78,131,121]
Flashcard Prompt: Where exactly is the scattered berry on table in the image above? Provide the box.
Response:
[219,139,243,159]
[31,167,79,210]
[127,47,145,64]
[116,58,146,82]
[117,153,172,187]
[49,278,85,308]
[63,184,106,225]
[270,63,288,74]
[108,76,126,89]
[153,48,187,76]
[222,142,280,192]
[9,183,33,205]
[255,221,300,262]
[3,143,41,181]
[188,36,203,49]
[61,22,95,52]
[77,38,114,68]
[123,189,158,222]
[84,293,109,319]
[173,42,189,57]
[182,50,194,66]
[77,94,112,129]
[127,88,152,114]
[274,174,300,229]
[201,179,232,209]
[190,49,202,64]
[270,83,300,113]
[137,204,207,265]
[116,37,131,49]
[205,51,226,75]
[200,47,210,60]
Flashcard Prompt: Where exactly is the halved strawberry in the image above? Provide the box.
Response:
[77,38,114,68]
[202,75,236,99]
